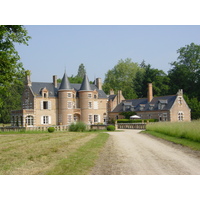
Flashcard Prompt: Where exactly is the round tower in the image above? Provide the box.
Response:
[78,74,94,124]
[58,72,75,125]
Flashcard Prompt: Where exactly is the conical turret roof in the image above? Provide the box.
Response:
[79,74,92,91]
[59,72,72,90]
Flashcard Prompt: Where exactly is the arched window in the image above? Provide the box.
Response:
[178,112,184,121]
[26,115,34,126]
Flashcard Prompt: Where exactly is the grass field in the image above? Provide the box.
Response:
[145,120,200,150]
[0,131,109,175]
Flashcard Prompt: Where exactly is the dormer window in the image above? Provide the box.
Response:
[158,100,168,110]
[139,104,145,111]
[41,87,48,98]
[149,104,155,110]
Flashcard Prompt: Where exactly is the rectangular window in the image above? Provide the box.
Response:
[41,101,51,110]
[67,101,72,109]
[67,93,72,98]
[43,101,48,109]
[88,101,92,109]
[88,93,92,98]
[68,114,72,123]
[43,116,49,124]
[88,115,92,123]
[94,115,99,123]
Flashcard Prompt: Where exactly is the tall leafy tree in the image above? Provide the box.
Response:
[103,58,141,99]
[133,61,170,98]
[76,63,86,78]
[168,43,200,99]
[0,25,31,108]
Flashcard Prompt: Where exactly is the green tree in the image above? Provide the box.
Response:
[168,43,200,100]
[0,25,31,107]
[77,63,86,78]
[0,80,24,123]
[184,95,200,120]
[103,58,141,99]
[133,61,170,98]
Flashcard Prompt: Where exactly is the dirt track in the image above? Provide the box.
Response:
[91,129,200,175]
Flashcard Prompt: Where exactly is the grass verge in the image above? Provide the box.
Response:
[143,130,200,151]
[46,132,109,175]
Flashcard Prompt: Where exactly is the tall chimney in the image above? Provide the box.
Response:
[26,70,32,86]
[117,90,122,104]
[110,89,114,95]
[53,75,57,88]
[148,83,153,102]
[95,78,102,90]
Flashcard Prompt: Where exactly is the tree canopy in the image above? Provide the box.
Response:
[0,25,31,108]
[103,58,141,99]
[133,61,170,98]
[168,43,200,99]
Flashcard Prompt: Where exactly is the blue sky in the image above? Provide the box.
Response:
[15,25,200,83]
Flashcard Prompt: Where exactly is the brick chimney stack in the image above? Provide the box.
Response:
[53,75,57,88]
[148,83,153,102]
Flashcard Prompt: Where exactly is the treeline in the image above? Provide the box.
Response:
[1,42,200,123]
[102,43,200,119]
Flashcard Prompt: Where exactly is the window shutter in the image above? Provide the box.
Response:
[49,116,51,124]
[48,101,51,110]
[98,115,101,123]
[41,116,43,124]
[41,101,43,110]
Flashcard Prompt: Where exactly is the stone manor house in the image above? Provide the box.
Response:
[11,72,191,127]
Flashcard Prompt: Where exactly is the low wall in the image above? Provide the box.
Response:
[117,123,146,130]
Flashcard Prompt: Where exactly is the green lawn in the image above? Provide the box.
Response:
[0,131,109,175]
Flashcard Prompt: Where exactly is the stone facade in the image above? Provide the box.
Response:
[11,72,108,127]
[11,72,191,127]
[108,84,191,122]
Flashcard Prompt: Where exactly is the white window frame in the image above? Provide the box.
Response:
[94,115,99,123]
[67,92,72,98]
[88,101,92,109]
[41,101,51,110]
[88,115,93,124]
[41,116,51,125]
[68,114,72,123]
[26,115,34,126]
[178,111,184,121]
[67,101,72,109]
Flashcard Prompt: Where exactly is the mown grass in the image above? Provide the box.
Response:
[144,120,200,150]
[46,132,109,175]
[0,131,109,175]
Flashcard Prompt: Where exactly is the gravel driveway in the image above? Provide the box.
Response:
[90,129,200,175]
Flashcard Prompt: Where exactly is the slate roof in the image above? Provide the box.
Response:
[111,95,177,112]
[59,72,72,90]
[108,94,116,101]
[79,74,92,91]
[31,82,107,98]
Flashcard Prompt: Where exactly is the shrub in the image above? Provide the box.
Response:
[69,122,87,132]
[48,127,55,133]
[107,125,115,131]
